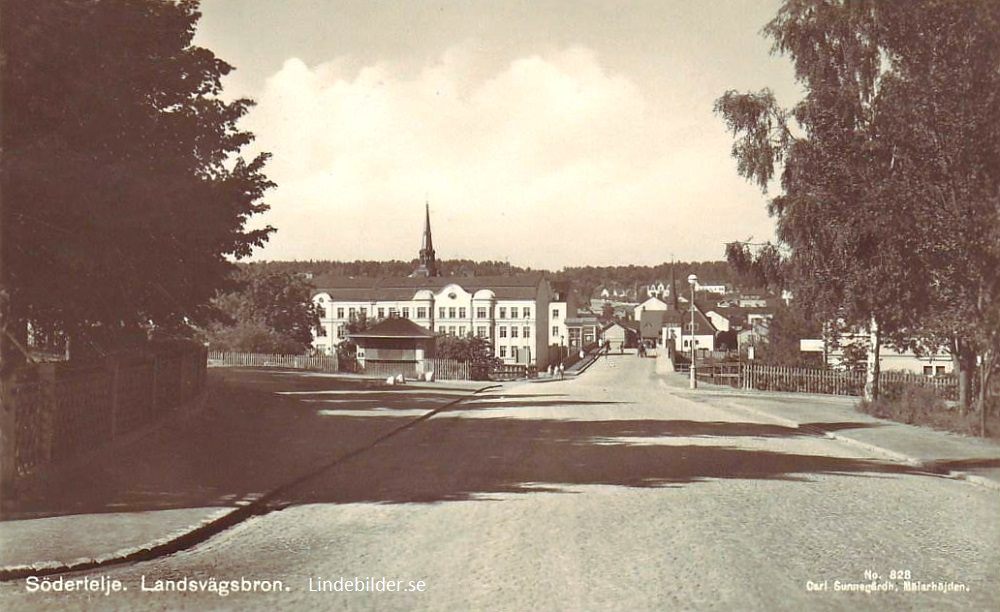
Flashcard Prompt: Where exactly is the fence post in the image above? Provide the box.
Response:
[0,378,16,506]
[108,355,121,439]
[151,352,160,414]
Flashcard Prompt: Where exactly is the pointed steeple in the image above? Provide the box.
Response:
[412,201,439,277]
[669,264,678,309]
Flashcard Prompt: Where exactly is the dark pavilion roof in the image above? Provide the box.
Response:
[640,307,717,338]
[349,317,437,339]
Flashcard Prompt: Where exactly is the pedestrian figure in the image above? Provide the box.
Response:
[558,362,564,379]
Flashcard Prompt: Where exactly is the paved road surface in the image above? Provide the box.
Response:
[2,356,997,611]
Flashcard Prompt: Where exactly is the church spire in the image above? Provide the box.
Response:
[669,263,678,309]
[412,201,438,277]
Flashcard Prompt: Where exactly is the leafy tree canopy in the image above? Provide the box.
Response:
[715,0,1000,409]
[1,0,274,360]
[202,267,319,354]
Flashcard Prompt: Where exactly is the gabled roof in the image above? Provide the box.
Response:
[312,273,545,301]
[639,311,666,338]
[642,307,717,335]
[349,317,436,339]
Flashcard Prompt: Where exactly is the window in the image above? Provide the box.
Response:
[438,326,446,334]
[936,366,946,376]
[476,307,487,318]
[685,322,698,332]
[499,327,507,338]
[449,326,456,336]
[499,346,507,358]
[511,327,519,338]
[684,340,690,348]
[523,327,530,338]
[402,307,409,319]
[552,326,559,337]
[924,366,933,376]
[499,307,506,319]
[439,307,446,319]
[459,326,466,337]
[349,307,356,317]
[378,308,385,318]
[337,307,345,318]
[476,326,487,338]
[359,307,367,316]
[459,307,467,318]
[523,308,530,319]
[511,307,519,319]
[317,326,327,337]
[388,307,398,318]
[417,307,427,318]
[448,307,456,318]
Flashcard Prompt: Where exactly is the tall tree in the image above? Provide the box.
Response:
[1,0,274,364]
[715,0,999,406]
[203,268,320,354]
[873,1,1000,417]
[715,0,909,400]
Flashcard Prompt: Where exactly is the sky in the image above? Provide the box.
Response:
[193,0,803,270]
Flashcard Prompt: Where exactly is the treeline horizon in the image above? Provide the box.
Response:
[242,259,764,299]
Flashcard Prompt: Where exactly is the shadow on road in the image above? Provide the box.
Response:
[1,368,963,521]
[273,415,934,506]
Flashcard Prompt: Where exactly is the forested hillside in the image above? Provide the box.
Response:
[246,259,753,300]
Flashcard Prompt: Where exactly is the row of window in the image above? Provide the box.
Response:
[499,346,531,359]
[327,305,535,320]
[436,326,533,339]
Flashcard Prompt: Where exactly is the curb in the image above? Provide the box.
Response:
[722,398,1000,493]
[0,383,497,582]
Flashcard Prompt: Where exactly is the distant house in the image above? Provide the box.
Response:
[639,310,668,345]
[661,306,718,356]
[705,310,731,332]
[633,296,668,322]
[602,321,634,352]
[697,280,729,295]
[565,315,602,349]
[810,332,954,375]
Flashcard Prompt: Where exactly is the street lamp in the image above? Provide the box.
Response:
[688,273,698,389]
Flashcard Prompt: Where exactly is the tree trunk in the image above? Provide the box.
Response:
[952,338,975,416]
[981,353,995,437]
[864,316,880,402]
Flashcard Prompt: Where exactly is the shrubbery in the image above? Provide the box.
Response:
[858,387,1000,439]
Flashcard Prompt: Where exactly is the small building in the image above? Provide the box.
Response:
[633,296,668,322]
[564,315,601,349]
[661,306,718,357]
[350,317,436,379]
[601,321,634,353]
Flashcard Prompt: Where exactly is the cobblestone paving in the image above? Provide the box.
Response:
[2,356,996,611]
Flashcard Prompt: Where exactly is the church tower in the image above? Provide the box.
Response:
[412,202,439,277]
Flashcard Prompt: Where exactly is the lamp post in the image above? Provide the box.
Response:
[688,273,698,389]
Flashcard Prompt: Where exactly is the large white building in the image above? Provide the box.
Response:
[311,206,559,368]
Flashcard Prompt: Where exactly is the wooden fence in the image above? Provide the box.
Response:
[362,359,471,381]
[695,361,959,400]
[208,351,338,373]
[430,359,470,381]
[2,344,208,488]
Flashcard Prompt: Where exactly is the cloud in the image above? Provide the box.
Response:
[242,44,774,268]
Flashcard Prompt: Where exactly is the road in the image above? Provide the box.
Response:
[2,355,997,611]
